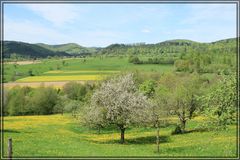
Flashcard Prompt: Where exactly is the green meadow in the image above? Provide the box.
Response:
[2,114,237,157]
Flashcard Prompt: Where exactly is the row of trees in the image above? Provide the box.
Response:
[128,56,175,65]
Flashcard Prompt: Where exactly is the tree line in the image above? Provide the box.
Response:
[128,56,175,65]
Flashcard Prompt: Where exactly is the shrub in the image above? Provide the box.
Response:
[29,86,59,115]
[63,82,89,101]
[28,69,34,76]
[128,56,142,64]
[171,125,183,135]
[174,59,191,72]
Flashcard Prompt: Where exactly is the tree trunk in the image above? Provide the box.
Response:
[120,128,125,144]
[98,126,101,134]
[156,127,160,153]
[181,119,186,132]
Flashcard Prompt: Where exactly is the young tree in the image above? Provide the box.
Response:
[201,74,236,128]
[139,80,157,98]
[139,79,170,152]
[86,74,150,143]
[170,75,201,132]
[159,73,201,132]
[149,86,170,153]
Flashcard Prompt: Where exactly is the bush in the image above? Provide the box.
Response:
[171,125,183,135]
[63,82,93,101]
[128,56,142,64]
[174,60,191,72]
[30,87,60,115]
[28,69,34,76]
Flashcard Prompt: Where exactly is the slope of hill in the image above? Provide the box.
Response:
[157,39,199,46]
[211,37,237,44]
[3,41,71,58]
[99,38,236,55]
[36,43,98,55]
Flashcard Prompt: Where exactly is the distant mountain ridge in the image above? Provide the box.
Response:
[3,38,237,58]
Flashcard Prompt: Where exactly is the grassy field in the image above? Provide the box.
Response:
[2,114,237,157]
[3,57,173,83]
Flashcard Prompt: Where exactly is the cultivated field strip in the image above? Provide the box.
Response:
[16,75,104,82]
[15,70,119,83]
[45,70,120,74]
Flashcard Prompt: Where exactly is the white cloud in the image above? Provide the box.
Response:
[4,17,70,44]
[22,4,82,26]
[3,16,127,47]
[141,29,151,33]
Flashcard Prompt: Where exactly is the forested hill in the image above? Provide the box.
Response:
[36,43,99,55]
[3,41,71,58]
[98,38,237,55]
[3,41,99,59]
[3,38,237,59]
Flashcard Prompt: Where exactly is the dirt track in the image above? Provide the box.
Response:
[4,60,41,65]
[3,81,87,88]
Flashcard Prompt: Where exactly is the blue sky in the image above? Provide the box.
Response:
[4,3,236,47]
